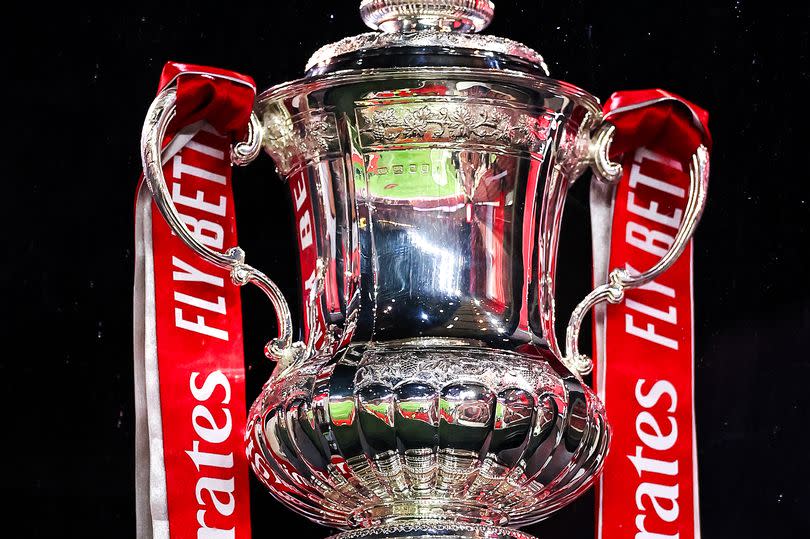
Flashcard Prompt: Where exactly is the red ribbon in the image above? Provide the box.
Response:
[135,62,255,539]
[593,90,710,539]
[159,62,255,140]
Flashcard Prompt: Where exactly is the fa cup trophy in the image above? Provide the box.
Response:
[139,2,709,538]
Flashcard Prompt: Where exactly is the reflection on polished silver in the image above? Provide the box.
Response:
[231,111,264,166]
[244,53,612,533]
[564,143,710,376]
[309,0,543,74]
[360,0,495,33]
[140,86,306,367]
[247,342,609,531]
[306,31,549,76]
[358,101,555,153]
[259,103,340,176]
[589,123,623,184]
[306,0,548,75]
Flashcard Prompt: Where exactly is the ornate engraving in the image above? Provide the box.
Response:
[354,347,558,395]
[358,101,556,153]
[261,107,340,175]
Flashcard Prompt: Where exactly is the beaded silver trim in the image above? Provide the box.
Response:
[330,521,536,539]
[306,31,549,76]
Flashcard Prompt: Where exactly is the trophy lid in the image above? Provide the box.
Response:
[306,0,549,76]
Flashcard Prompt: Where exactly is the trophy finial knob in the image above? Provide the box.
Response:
[360,0,495,33]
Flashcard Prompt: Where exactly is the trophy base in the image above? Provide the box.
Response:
[329,522,536,539]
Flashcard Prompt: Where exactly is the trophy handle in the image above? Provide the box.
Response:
[563,120,710,377]
[141,86,318,370]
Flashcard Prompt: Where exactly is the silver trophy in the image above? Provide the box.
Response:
[141,2,708,537]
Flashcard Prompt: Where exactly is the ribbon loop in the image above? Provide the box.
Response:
[134,61,256,539]
[158,61,257,141]
[591,89,710,539]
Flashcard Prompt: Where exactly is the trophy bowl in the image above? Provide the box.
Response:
[247,341,608,537]
[243,56,612,537]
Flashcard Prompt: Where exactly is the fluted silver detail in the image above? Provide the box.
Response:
[246,342,610,530]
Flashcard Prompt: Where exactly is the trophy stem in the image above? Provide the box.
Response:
[329,521,536,539]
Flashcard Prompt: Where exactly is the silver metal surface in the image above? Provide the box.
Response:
[360,0,495,33]
[241,66,612,532]
[588,123,623,184]
[358,100,551,151]
[252,71,599,355]
[231,111,264,165]
[330,521,536,538]
[306,1,547,74]
[140,87,307,368]
[247,341,609,530]
[306,31,549,76]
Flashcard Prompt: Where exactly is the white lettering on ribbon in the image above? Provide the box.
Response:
[189,370,236,539]
[170,131,242,538]
[622,147,686,538]
[631,379,681,536]
[170,141,232,341]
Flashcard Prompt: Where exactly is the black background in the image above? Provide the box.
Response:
[5,1,809,537]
